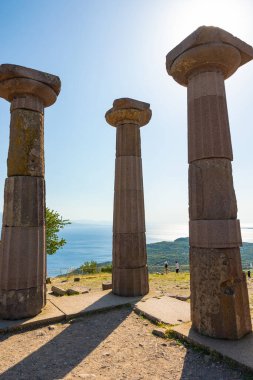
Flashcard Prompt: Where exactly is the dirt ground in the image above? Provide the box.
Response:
[1,274,252,379]
[0,307,250,380]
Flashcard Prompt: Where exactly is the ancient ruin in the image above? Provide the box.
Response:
[105,98,151,296]
[166,26,253,339]
[0,64,61,319]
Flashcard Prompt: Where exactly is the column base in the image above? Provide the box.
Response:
[0,285,46,320]
[113,266,149,297]
[190,247,252,339]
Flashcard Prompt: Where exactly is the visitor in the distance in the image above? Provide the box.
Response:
[164,261,168,274]
[175,261,179,274]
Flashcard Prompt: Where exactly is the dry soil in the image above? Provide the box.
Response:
[0,307,249,380]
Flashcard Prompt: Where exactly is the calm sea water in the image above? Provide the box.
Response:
[47,222,253,277]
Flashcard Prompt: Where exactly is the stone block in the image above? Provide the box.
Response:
[0,226,45,290]
[113,266,149,296]
[113,98,150,111]
[51,286,66,296]
[113,190,145,233]
[102,282,112,290]
[113,233,147,268]
[189,158,237,220]
[2,176,45,227]
[7,109,44,177]
[0,284,46,320]
[190,247,252,339]
[189,219,242,248]
[152,328,167,338]
[116,124,141,157]
[66,287,89,295]
[114,156,143,191]
[188,92,233,162]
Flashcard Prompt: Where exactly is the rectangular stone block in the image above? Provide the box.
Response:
[189,158,237,220]
[114,156,143,191]
[0,226,46,290]
[188,93,233,163]
[7,109,44,177]
[116,124,141,157]
[0,284,46,320]
[190,247,252,339]
[189,219,242,248]
[112,266,149,297]
[113,190,145,233]
[2,176,45,227]
[113,233,147,268]
[102,282,112,290]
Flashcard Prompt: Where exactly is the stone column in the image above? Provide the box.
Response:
[0,64,61,319]
[166,27,253,339]
[105,98,151,296]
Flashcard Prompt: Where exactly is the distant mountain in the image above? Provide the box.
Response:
[147,238,189,268]
[147,238,253,269]
[69,237,253,276]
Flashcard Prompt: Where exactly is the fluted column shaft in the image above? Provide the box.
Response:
[113,123,148,295]
[0,64,61,319]
[188,70,251,339]
[105,98,151,296]
[166,26,253,339]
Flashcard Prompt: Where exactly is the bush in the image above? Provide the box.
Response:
[80,261,97,274]
[101,264,112,273]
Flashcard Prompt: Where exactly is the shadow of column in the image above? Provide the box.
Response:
[0,294,139,379]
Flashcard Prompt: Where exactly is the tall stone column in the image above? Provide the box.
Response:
[166,27,253,339]
[105,98,151,296]
[0,64,61,319]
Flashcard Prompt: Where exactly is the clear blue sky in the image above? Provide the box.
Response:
[0,0,253,225]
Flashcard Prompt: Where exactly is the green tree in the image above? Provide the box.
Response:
[46,207,71,255]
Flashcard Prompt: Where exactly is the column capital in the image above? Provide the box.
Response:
[0,64,61,111]
[105,98,152,127]
[166,26,253,86]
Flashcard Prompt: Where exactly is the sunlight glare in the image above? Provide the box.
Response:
[169,0,253,43]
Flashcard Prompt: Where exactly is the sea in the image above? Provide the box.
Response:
[47,222,253,277]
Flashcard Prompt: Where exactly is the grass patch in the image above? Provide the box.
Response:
[50,273,112,292]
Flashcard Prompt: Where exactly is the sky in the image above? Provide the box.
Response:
[0,0,253,226]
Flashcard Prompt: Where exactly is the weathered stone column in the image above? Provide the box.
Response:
[105,98,151,296]
[166,27,253,339]
[0,64,61,319]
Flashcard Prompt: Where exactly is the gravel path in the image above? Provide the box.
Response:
[0,307,249,380]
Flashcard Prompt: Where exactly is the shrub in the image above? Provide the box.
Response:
[80,261,97,274]
[101,264,112,273]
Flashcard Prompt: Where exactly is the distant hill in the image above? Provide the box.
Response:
[147,238,253,270]
[147,237,189,267]
[69,237,253,276]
